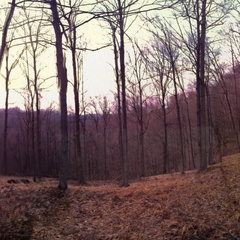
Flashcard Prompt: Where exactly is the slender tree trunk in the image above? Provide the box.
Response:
[223,87,240,151]
[112,26,123,182]
[35,87,42,178]
[32,46,42,179]
[230,43,240,136]
[172,64,185,174]
[197,0,208,171]
[102,97,109,179]
[179,85,196,169]
[159,71,168,174]
[138,81,145,177]
[31,101,36,182]
[103,124,108,179]
[80,78,87,180]
[1,0,16,174]
[71,27,85,184]
[3,47,10,175]
[205,84,213,165]
[0,0,15,70]
[162,101,168,174]
[118,0,129,187]
[215,56,240,150]
[50,0,68,190]
[25,47,36,181]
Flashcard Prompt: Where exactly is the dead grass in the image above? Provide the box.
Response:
[0,154,240,239]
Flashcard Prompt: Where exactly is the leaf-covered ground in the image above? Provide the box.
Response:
[0,154,240,239]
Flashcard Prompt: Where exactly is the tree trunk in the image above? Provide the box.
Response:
[138,81,145,177]
[71,26,85,184]
[1,0,16,174]
[0,0,16,70]
[197,0,208,171]
[32,43,42,179]
[112,25,123,182]
[179,85,196,169]
[118,0,129,187]
[31,99,36,182]
[172,64,185,174]
[223,85,240,151]
[103,123,108,179]
[3,47,10,175]
[162,100,168,174]
[50,0,68,190]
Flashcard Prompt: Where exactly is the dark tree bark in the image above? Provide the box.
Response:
[49,0,68,190]
[178,83,196,169]
[60,1,86,184]
[161,78,168,174]
[197,0,208,171]
[111,23,123,183]
[174,0,209,171]
[172,62,185,174]
[3,46,10,175]
[118,0,129,187]
[171,0,229,171]
[0,0,16,70]
[1,0,16,174]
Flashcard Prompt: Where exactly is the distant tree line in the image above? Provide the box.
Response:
[0,64,240,181]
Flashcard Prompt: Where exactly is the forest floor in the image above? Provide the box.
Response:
[0,154,240,240]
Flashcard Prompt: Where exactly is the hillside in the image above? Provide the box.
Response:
[0,154,240,240]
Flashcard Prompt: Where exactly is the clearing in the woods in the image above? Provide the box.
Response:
[0,154,240,240]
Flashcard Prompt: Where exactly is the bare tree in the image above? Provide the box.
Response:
[2,38,24,175]
[21,7,47,180]
[177,75,196,169]
[62,1,86,184]
[102,3,123,183]
[127,42,151,177]
[150,22,186,174]
[209,47,240,151]
[49,0,69,190]
[98,0,155,185]
[21,45,37,180]
[0,0,16,70]
[168,0,233,171]
[143,41,171,174]
[99,96,111,179]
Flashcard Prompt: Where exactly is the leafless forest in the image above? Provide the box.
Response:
[0,0,240,188]
[1,1,240,239]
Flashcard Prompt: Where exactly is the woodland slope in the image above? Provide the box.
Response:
[0,154,240,239]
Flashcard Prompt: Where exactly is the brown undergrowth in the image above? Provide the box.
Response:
[0,154,240,239]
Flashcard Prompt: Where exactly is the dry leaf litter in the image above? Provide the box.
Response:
[0,153,240,239]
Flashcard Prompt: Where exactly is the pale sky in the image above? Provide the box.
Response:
[0,0,151,110]
[0,0,233,110]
